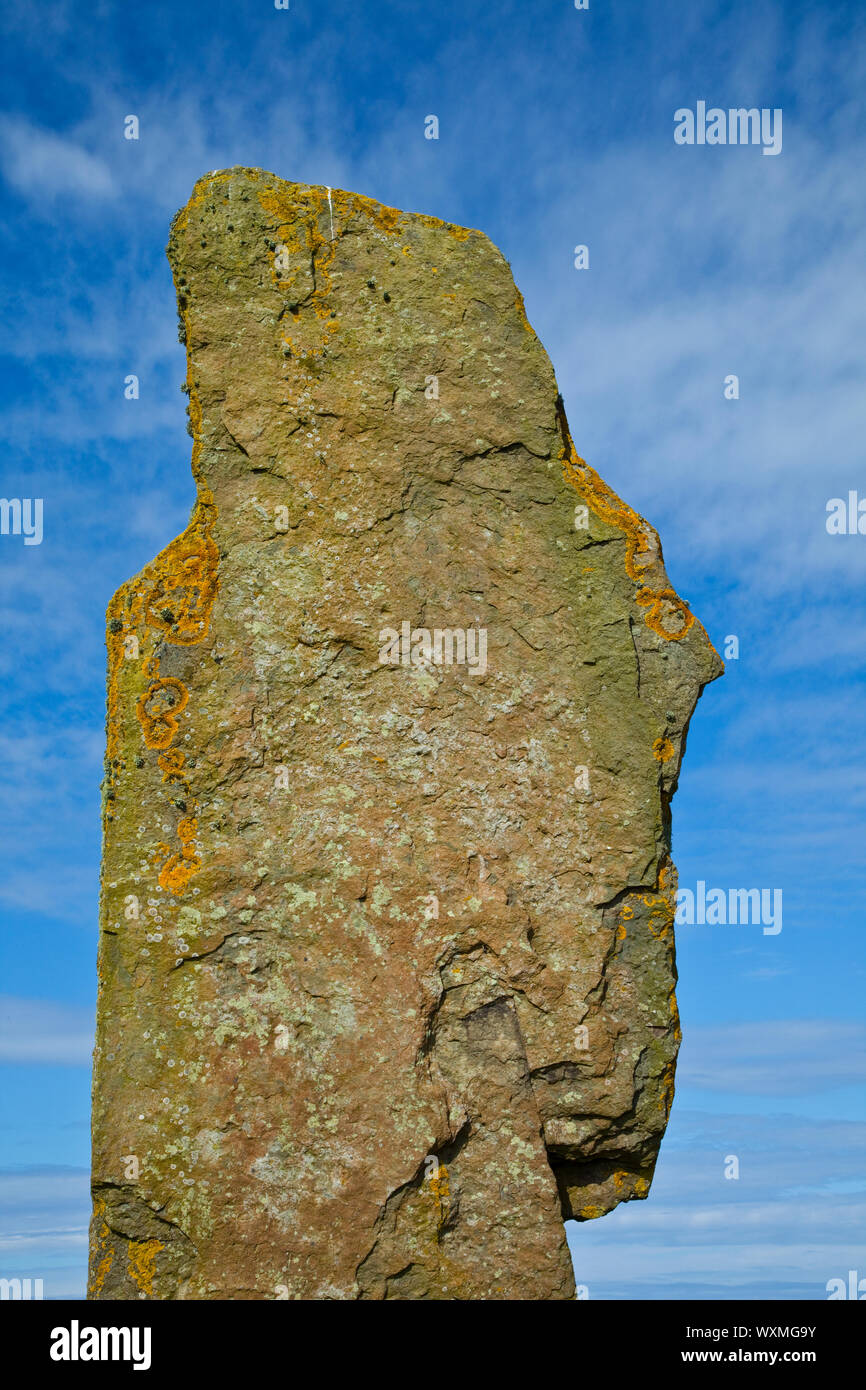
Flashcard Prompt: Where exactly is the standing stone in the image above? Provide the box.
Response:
[89,168,722,1301]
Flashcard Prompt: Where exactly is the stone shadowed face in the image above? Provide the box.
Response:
[89,168,721,1301]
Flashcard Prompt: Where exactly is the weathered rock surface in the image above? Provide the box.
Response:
[89,168,722,1300]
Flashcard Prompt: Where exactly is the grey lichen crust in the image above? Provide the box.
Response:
[89,167,722,1300]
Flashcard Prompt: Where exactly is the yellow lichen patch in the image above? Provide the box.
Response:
[87,1206,114,1298]
[172,168,239,236]
[258,183,340,364]
[363,197,402,235]
[323,186,404,237]
[577,1203,605,1221]
[158,816,201,896]
[647,907,672,940]
[103,263,220,895]
[258,179,475,323]
[659,1060,676,1119]
[639,883,675,940]
[653,736,675,763]
[136,677,189,750]
[105,507,218,779]
[562,447,656,583]
[615,861,677,942]
[158,855,200,896]
[514,288,536,335]
[428,1162,451,1229]
[559,426,699,643]
[559,1168,651,1227]
[413,210,475,242]
[91,1246,113,1296]
[255,179,482,391]
[127,1238,164,1297]
[654,859,677,908]
[158,749,186,783]
[144,531,219,644]
[104,587,133,773]
[636,585,694,641]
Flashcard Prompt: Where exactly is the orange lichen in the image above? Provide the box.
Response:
[127,1238,163,1297]
[659,1060,677,1119]
[640,880,675,940]
[577,1171,650,1223]
[615,861,677,942]
[652,736,675,762]
[136,677,189,750]
[415,210,474,241]
[171,168,237,237]
[636,585,694,641]
[514,288,536,335]
[103,238,220,902]
[258,183,340,364]
[105,506,217,771]
[576,1203,605,1220]
[157,816,201,895]
[556,407,702,643]
[611,1171,650,1200]
[256,178,477,373]
[143,531,219,643]
[428,1161,451,1230]
[157,748,186,782]
[87,1206,114,1297]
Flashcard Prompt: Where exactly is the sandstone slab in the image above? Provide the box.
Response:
[89,168,722,1300]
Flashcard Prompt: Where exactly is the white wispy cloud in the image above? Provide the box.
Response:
[678,1021,866,1095]
[0,997,94,1065]
[0,1167,89,1297]
[0,115,114,199]
[568,1108,866,1297]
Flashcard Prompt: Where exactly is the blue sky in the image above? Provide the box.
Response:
[0,0,864,1299]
